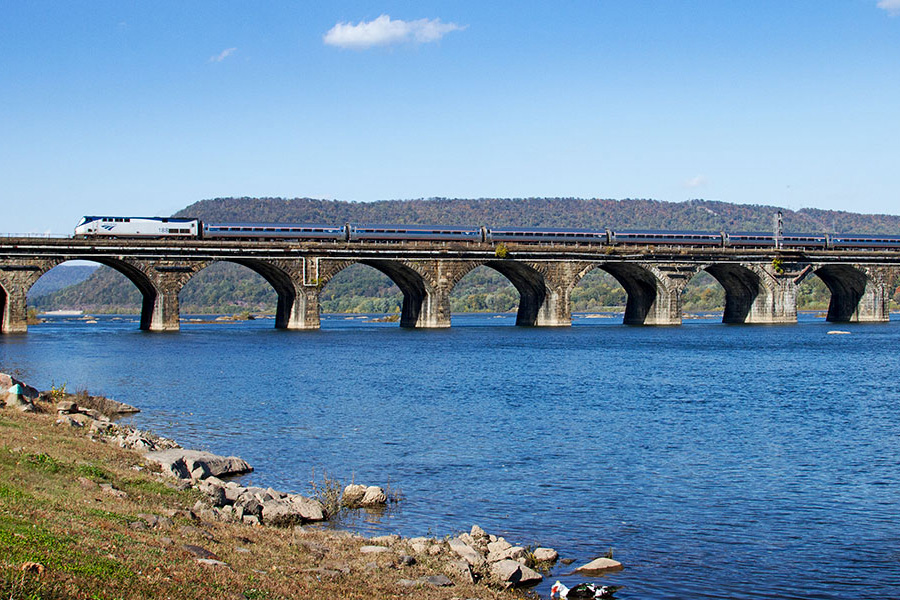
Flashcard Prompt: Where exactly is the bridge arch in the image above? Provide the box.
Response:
[701,263,764,323]
[811,264,889,322]
[443,260,570,326]
[316,258,446,328]
[585,262,686,325]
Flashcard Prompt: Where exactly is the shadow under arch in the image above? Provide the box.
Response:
[595,263,662,325]
[703,263,763,323]
[224,259,297,328]
[356,259,429,327]
[88,258,160,330]
[481,260,548,326]
[0,281,7,330]
[813,264,870,322]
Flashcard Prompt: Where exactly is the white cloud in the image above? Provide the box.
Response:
[323,14,465,49]
[684,175,708,189]
[878,0,900,16]
[209,47,237,63]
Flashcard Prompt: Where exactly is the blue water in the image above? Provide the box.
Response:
[3,313,900,599]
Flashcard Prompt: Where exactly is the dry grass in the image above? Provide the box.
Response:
[0,407,529,600]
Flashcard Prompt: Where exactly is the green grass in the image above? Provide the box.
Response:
[23,452,62,473]
[76,463,113,481]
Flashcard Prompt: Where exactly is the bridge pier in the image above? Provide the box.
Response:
[813,264,891,323]
[704,263,797,324]
[0,261,59,333]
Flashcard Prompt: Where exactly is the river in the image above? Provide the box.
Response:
[2,313,899,599]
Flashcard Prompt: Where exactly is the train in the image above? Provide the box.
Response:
[73,216,900,250]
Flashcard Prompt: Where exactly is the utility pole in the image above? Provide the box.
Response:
[774,210,784,250]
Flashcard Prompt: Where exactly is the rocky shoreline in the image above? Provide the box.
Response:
[1,371,624,596]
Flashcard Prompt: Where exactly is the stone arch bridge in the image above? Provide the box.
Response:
[1,237,897,333]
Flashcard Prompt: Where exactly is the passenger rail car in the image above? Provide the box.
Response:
[74,216,200,238]
[829,234,900,249]
[486,227,608,244]
[347,224,483,242]
[203,222,347,241]
[610,230,724,246]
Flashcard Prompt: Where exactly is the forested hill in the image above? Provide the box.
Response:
[31,197,900,315]
[174,197,900,234]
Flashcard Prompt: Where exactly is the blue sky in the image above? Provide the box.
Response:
[2,1,899,233]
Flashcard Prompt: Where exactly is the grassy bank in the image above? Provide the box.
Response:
[0,407,527,600]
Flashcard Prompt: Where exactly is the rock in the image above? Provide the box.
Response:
[183,544,219,560]
[533,547,559,563]
[397,555,416,567]
[360,545,392,554]
[144,449,252,480]
[490,559,543,587]
[288,495,326,521]
[574,557,624,574]
[448,537,485,567]
[89,421,115,434]
[199,482,227,507]
[427,543,444,556]
[361,486,387,505]
[342,484,367,507]
[407,537,429,555]
[342,483,388,507]
[196,558,229,567]
[56,400,78,413]
[190,465,210,481]
[487,545,526,563]
[55,416,83,428]
[471,524,488,539]
[261,497,326,526]
[421,575,453,587]
[128,521,148,531]
[444,559,474,583]
[0,374,39,399]
[487,539,512,554]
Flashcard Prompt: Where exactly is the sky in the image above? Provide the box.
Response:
[2,1,899,234]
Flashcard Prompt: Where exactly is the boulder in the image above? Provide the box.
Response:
[260,496,326,526]
[144,449,252,480]
[56,400,78,413]
[6,385,35,411]
[574,557,623,574]
[0,374,39,399]
[487,539,512,554]
[342,483,387,507]
[444,559,475,583]
[533,547,559,563]
[361,486,387,506]
[407,537,429,555]
[448,537,485,567]
[487,545,526,563]
[288,494,326,521]
[490,559,543,587]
